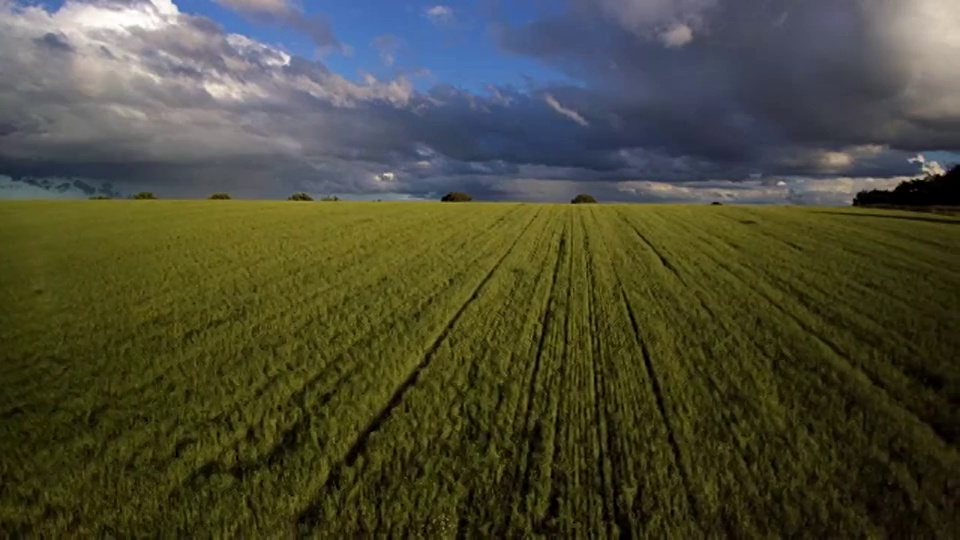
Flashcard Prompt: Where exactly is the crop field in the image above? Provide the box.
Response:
[1,201,958,536]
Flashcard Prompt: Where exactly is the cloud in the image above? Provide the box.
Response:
[423,5,454,25]
[214,0,341,50]
[614,176,908,205]
[1,0,958,202]
[772,145,889,174]
[0,0,418,196]
[215,0,288,15]
[659,23,693,48]
[593,0,716,45]
[544,93,589,126]
[454,174,907,205]
[908,154,946,177]
[497,0,960,160]
[34,31,75,52]
[0,175,122,199]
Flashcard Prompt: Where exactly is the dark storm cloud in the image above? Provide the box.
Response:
[0,0,957,202]
[496,0,960,160]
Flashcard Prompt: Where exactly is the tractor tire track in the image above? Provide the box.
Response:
[616,210,719,321]
[181,358,359,486]
[75,253,473,467]
[617,212,676,274]
[676,228,960,531]
[111,206,522,403]
[449,211,557,539]
[201,205,528,415]
[584,210,632,539]
[505,220,566,536]
[693,229,956,446]
[296,208,541,531]
[87,208,527,457]
[534,212,573,536]
[19,208,535,521]
[21,208,473,409]
[59,207,535,532]
[51,210,476,421]
[673,214,954,412]
[708,212,950,339]
[613,215,778,522]
[252,207,531,450]
[614,275,702,525]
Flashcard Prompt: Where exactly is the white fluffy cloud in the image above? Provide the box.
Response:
[0,0,413,163]
[50,0,179,31]
[908,154,946,177]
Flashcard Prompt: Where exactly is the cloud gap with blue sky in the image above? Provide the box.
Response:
[1,0,958,203]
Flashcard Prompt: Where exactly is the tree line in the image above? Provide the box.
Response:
[92,191,604,203]
[441,192,598,203]
[92,192,342,200]
[853,164,960,207]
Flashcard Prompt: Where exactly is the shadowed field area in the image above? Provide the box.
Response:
[1,201,958,536]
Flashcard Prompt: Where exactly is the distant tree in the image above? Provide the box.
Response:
[288,192,314,201]
[852,189,893,206]
[441,192,473,202]
[209,192,231,200]
[133,192,157,200]
[571,193,598,204]
[853,164,960,206]
[711,201,723,206]
[89,195,112,200]
[319,195,340,201]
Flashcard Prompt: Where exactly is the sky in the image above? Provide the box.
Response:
[1,0,958,203]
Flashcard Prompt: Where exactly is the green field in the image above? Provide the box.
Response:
[1,201,958,536]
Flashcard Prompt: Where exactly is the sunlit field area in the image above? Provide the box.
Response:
[1,201,958,536]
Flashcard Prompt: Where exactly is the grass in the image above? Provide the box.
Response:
[1,201,958,536]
